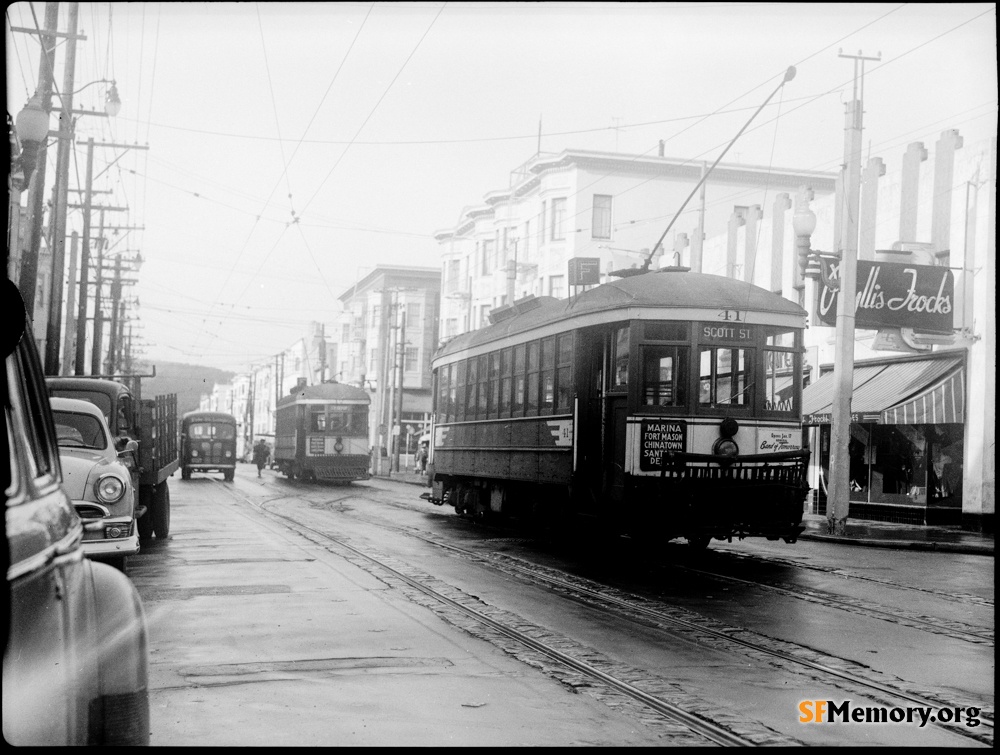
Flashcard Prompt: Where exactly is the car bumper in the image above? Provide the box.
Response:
[186,464,236,471]
[80,517,140,557]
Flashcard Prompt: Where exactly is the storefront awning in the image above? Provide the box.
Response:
[803,356,964,426]
[881,365,964,425]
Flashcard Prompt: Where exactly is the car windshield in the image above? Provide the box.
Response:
[53,411,109,450]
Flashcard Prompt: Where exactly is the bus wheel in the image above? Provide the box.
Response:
[152,483,171,538]
[181,468,191,480]
[687,535,711,550]
[224,470,234,482]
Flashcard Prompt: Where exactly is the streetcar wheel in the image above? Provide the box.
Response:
[181,468,191,480]
[152,483,171,538]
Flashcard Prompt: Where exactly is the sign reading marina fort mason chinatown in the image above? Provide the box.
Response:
[816,260,955,333]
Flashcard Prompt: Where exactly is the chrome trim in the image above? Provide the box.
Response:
[7,520,85,582]
[74,501,112,518]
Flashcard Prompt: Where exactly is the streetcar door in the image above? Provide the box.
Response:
[604,325,630,506]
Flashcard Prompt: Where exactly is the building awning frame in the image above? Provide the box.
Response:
[803,355,965,426]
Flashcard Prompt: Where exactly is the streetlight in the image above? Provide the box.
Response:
[13,92,50,190]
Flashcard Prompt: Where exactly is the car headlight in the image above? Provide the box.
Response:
[96,474,126,503]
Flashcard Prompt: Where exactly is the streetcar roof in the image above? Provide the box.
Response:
[434,269,806,361]
[276,381,371,407]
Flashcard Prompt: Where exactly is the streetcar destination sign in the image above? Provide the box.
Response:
[640,419,687,470]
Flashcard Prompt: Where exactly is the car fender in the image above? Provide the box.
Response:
[85,560,150,745]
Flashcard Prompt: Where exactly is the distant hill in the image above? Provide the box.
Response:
[135,360,236,416]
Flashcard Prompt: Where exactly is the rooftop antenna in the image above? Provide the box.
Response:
[610,66,797,278]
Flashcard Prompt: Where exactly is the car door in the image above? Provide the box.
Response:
[3,322,95,745]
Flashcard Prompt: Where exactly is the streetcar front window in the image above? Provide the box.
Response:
[643,346,688,407]
[699,348,751,407]
[310,408,327,431]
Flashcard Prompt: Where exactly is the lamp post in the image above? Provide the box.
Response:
[13,93,51,309]
[13,94,49,189]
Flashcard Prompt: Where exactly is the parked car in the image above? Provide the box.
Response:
[50,396,140,572]
[3,298,150,745]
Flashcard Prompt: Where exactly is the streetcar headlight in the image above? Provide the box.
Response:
[719,417,739,438]
[334,437,344,453]
[192,449,200,457]
[224,450,232,458]
[96,475,126,503]
[712,438,739,457]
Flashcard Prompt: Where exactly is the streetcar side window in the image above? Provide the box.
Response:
[477,354,489,418]
[555,334,574,412]
[763,326,800,415]
[610,326,629,391]
[539,337,555,413]
[488,351,501,418]
[446,363,457,422]
[526,341,540,414]
[455,360,467,421]
[499,348,513,416]
[512,344,526,415]
[643,346,688,407]
[699,348,752,407]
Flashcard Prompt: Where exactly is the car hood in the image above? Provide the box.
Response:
[59,450,123,500]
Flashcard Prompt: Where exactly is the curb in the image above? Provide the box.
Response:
[798,531,994,556]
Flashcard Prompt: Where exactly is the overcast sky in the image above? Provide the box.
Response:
[7,2,997,372]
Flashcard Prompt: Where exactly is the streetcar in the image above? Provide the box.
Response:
[180,410,238,481]
[423,266,810,547]
[274,381,371,482]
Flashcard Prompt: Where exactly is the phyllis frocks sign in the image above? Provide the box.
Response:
[817,260,954,333]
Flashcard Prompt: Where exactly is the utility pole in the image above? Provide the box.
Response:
[61,231,79,374]
[73,138,96,374]
[43,1,80,374]
[393,308,407,473]
[827,49,880,535]
[17,1,60,317]
[90,208,106,375]
[105,255,122,373]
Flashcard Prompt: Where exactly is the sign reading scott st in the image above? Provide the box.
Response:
[817,260,954,333]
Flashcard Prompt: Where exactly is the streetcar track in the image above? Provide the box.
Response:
[221,483,767,746]
[672,565,993,646]
[218,477,993,746]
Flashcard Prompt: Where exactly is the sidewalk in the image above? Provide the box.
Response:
[374,473,993,556]
[799,513,994,555]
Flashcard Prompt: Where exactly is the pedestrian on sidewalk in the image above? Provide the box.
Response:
[252,438,270,478]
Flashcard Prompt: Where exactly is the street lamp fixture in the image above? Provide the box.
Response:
[104,82,122,117]
[792,203,841,292]
[14,92,50,189]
